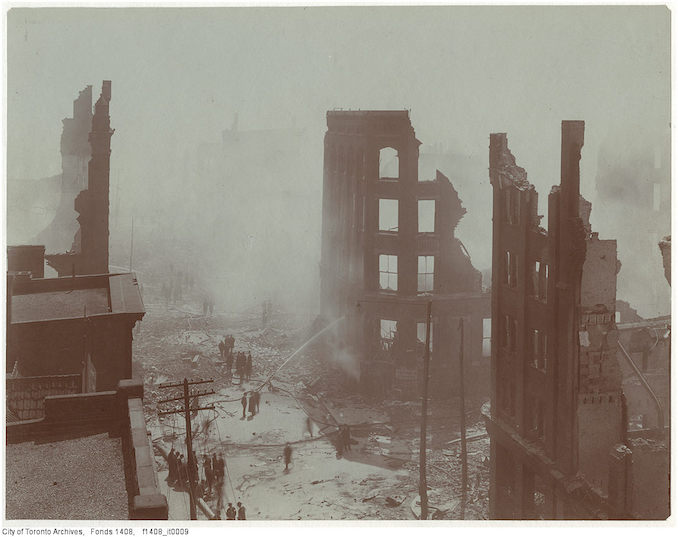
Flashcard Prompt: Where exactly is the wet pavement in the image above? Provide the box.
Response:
[136,300,490,520]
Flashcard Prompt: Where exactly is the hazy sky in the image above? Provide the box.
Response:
[8,7,669,183]
[5,6,671,313]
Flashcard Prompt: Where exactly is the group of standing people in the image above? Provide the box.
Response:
[234,352,253,381]
[218,336,254,383]
[201,452,225,498]
[241,390,261,419]
[224,501,246,520]
[218,335,235,359]
[167,448,199,491]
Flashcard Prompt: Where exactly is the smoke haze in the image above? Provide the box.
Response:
[5,6,670,316]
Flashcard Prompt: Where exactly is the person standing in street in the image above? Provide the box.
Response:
[226,503,236,520]
[241,392,248,419]
[343,425,352,452]
[248,390,256,418]
[203,455,213,494]
[245,353,253,381]
[237,502,246,520]
[283,443,292,473]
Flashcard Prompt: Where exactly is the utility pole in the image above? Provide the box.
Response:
[158,378,215,520]
[458,317,468,519]
[419,300,432,520]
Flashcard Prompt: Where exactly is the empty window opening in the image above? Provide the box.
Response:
[504,251,517,288]
[379,147,399,178]
[378,199,399,232]
[653,183,661,212]
[379,254,398,291]
[482,318,492,357]
[615,311,621,324]
[532,261,548,301]
[417,255,435,293]
[531,329,547,370]
[418,199,436,233]
[380,319,398,351]
[532,261,540,296]
[417,322,433,351]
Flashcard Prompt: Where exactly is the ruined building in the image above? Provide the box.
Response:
[320,111,490,397]
[34,85,93,253]
[45,81,113,277]
[6,81,147,397]
[483,121,669,519]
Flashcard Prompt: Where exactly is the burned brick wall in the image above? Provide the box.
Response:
[46,81,113,277]
[319,110,489,398]
[487,121,628,519]
[35,85,93,253]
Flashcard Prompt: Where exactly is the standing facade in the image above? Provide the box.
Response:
[46,81,113,277]
[320,111,490,398]
[484,121,669,519]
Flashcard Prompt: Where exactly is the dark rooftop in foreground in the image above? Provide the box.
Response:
[5,432,129,519]
[10,272,144,324]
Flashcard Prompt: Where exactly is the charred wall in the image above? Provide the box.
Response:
[320,111,489,398]
[35,85,93,253]
[46,81,113,277]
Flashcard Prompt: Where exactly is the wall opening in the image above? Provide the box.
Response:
[378,199,399,232]
[530,329,547,370]
[379,147,399,179]
[417,255,435,293]
[418,199,435,233]
[380,319,398,351]
[379,254,398,291]
[416,321,433,351]
[482,318,492,357]
[532,260,550,301]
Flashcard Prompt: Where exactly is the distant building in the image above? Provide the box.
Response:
[7,269,145,392]
[483,121,669,520]
[319,111,490,398]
